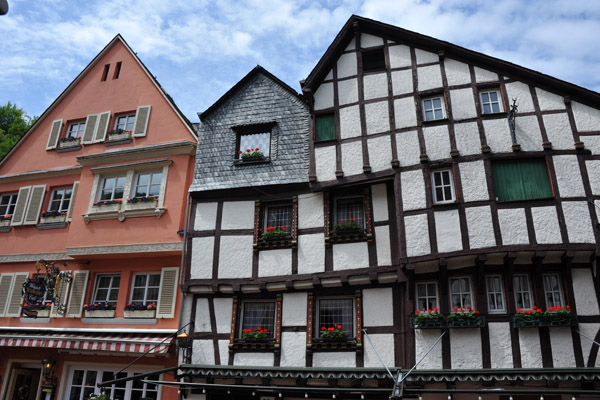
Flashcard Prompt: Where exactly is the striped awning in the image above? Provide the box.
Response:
[0,332,174,354]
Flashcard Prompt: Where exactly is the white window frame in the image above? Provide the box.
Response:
[479,89,503,114]
[334,196,365,229]
[416,281,439,311]
[238,300,277,339]
[114,114,135,131]
[513,274,534,310]
[543,273,565,309]
[485,274,506,313]
[132,170,163,199]
[130,272,161,305]
[315,296,355,338]
[0,193,18,218]
[65,366,160,400]
[92,274,121,305]
[48,187,73,212]
[97,175,127,202]
[422,96,446,121]
[431,168,455,204]
[449,276,474,311]
[66,121,86,139]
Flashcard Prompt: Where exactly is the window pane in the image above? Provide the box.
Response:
[335,197,364,228]
[241,302,275,337]
[240,132,271,156]
[318,298,353,336]
[265,205,292,232]
[148,274,161,287]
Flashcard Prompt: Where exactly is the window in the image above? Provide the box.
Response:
[422,96,446,121]
[543,273,565,309]
[133,171,162,198]
[101,64,110,81]
[130,273,160,305]
[479,89,503,114]
[67,368,158,400]
[264,204,292,233]
[362,48,385,72]
[98,175,126,201]
[92,275,120,305]
[67,122,86,138]
[113,61,122,79]
[317,297,354,337]
[449,277,473,310]
[334,196,365,229]
[239,301,276,338]
[416,282,438,311]
[492,158,552,202]
[513,274,533,310]
[486,275,506,313]
[0,193,17,218]
[315,113,336,142]
[48,187,72,212]
[238,132,271,158]
[114,114,135,131]
[431,169,455,204]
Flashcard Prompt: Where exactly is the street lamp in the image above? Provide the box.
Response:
[41,356,56,378]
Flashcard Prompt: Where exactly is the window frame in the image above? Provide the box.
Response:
[92,274,121,306]
[479,89,504,114]
[513,274,534,311]
[421,95,447,122]
[48,187,73,212]
[333,195,366,229]
[233,122,276,161]
[416,281,439,311]
[65,366,159,400]
[449,276,474,311]
[132,170,163,199]
[485,274,507,314]
[361,48,386,72]
[129,272,161,305]
[543,272,565,309]
[238,300,277,339]
[0,193,18,218]
[66,121,86,139]
[97,174,127,202]
[315,296,356,339]
[263,203,293,235]
[431,168,456,204]
[114,114,135,131]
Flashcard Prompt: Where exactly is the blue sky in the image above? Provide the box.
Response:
[1,0,599,122]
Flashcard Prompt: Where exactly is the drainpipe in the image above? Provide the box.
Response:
[177,192,192,400]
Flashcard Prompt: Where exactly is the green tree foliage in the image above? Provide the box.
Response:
[0,102,37,160]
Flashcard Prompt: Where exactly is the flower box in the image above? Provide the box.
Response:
[411,315,446,329]
[512,314,576,328]
[40,214,66,224]
[447,316,485,328]
[91,203,122,213]
[59,138,81,149]
[84,310,115,318]
[125,200,158,210]
[123,309,156,318]
[107,131,132,142]
[0,218,11,227]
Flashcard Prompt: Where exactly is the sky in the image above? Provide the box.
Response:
[1,0,600,122]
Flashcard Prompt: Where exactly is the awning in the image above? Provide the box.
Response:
[0,332,173,354]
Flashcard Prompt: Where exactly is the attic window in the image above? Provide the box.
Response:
[101,64,110,82]
[233,122,276,161]
[362,49,385,72]
[113,62,122,79]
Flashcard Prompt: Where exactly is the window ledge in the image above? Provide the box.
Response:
[37,222,67,230]
[229,339,278,353]
[511,314,577,328]
[56,144,82,153]
[307,339,361,352]
[0,226,11,233]
[83,207,166,223]
[421,118,448,126]
[105,138,133,146]
[233,157,271,166]
[481,111,508,118]
[325,231,373,246]
[254,238,296,252]
[81,317,157,325]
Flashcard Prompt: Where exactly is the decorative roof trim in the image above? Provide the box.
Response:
[0,165,82,183]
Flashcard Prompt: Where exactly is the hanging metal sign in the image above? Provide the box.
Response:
[22,259,71,318]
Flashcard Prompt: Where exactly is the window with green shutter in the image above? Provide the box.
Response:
[315,114,336,142]
[492,158,553,202]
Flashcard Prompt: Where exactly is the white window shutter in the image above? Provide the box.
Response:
[93,111,111,143]
[156,267,179,318]
[0,274,15,316]
[46,119,63,150]
[23,185,46,225]
[66,181,79,222]
[5,272,28,317]
[82,114,99,144]
[50,271,71,318]
[66,270,89,318]
[10,186,31,226]
[132,105,151,137]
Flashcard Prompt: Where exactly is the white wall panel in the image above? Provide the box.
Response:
[367,136,392,172]
[498,208,529,245]
[466,206,496,249]
[280,332,307,366]
[405,214,431,257]
[337,53,357,79]
[519,329,543,368]
[531,206,562,244]
[363,288,394,327]
[333,242,369,270]
[562,201,595,243]
[195,202,218,230]
[553,155,585,197]
[364,334,395,367]
[415,329,443,369]
[313,82,334,111]
[339,105,361,139]
[450,329,482,369]
[444,58,471,86]
[375,225,392,266]
[298,193,324,229]
[417,65,443,91]
[342,141,364,176]
[572,101,600,132]
[214,298,233,334]
[313,352,356,368]
[388,45,412,68]
[434,210,462,253]
[572,269,600,315]
[282,292,308,326]
[298,233,325,274]
[423,125,451,160]
[391,69,413,96]
[221,201,254,229]
[505,81,534,112]
[536,88,565,111]
[219,235,253,278]
[474,67,498,82]
[365,101,390,134]
[454,122,481,156]
[450,88,477,120]
[550,328,576,367]
[363,73,388,100]
[259,249,292,277]
[460,160,489,202]
[483,118,513,153]
[515,115,543,151]
[338,78,359,106]
[315,146,337,182]
[401,170,426,211]
[488,322,513,368]
[371,183,389,222]
[396,130,421,166]
[543,113,574,149]
[394,97,417,129]
[191,237,214,279]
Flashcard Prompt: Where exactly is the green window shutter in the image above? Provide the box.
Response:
[156,267,179,318]
[5,272,28,317]
[315,114,336,142]
[132,105,151,137]
[66,181,79,222]
[0,274,15,316]
[46,119,63,150]
[82,114,99,144]
[93,111,111,143]
[520,159,553,200]
[10,186,31,226]
[66,270,89,318]
[492,159,552,202]
[23,185,46,225]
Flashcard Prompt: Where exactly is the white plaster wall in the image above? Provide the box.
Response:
[450,88,477,120]
[483,118,512,153]
[282,292,308,326]
[396,130,421,166]
[466,206,496,249]
[401,170,426,211]
[192,340,215,364]
[218,340,229,365]
[221,201,255,230]
[313,82,334,111]
[391,69,413,96]
[550,328,576,367]
[218,235,253,278]
[444,58,471,86]
[368,136,392,172]
[371,183,389,222]
[505,81,534,112]
[394,97,417,129]
[342,141,364,176]
[363,73,388,100]
[423,125,451,160]
[571,269,600,315]
[543,113,574,149]
[315,145,337,182]
[325,69,333,80]
[338,78,359,106]
[417,65,443,91]
[578,323,600,367]
[562,201,595,243]
[536,88,565,111]
[194,298,212,332]
[363,287,394,326]
[375,225,392,266]
[337,53,357,79]
[280,332,307,367]
[405,214,431,257]
[345,38,356,51]
[415,48,438,64]
[361,33,383,48]
[584,135,600,155]
[214,298,233,334]
[234,352,275,366]
[454,122,481,156]
[388,45,411,68]
[553,155,585,197]
[339,105,361,139]
[298,233,325,275]
[572,101,600,132]
[474,67,498,82]
[460,160,489,202]
[298,193,324,229]
[365,101,390,135]
[531,206,562,244]
[195,202,218,230]
[333,242,369,270]
[515,115,543,151]
[259,249,292,277]
[415,329,443,369]
[364,333,395,367]
[519,329,543,368]
[450,329,482,369]
[487,322,513,368]
[313,352,356,367]
[498,208,529,245]
[434,210,463,253]
[191,237,214,279]
[587,160,600,195]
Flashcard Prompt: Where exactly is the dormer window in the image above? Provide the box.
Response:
[233,122,275,161]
